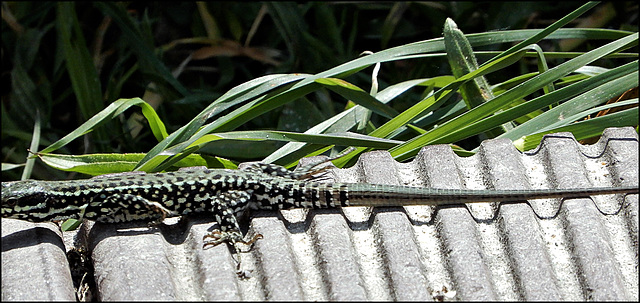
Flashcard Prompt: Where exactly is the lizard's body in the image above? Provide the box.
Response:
[2,161,638,275]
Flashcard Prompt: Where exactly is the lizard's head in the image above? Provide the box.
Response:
[2,180,50,222]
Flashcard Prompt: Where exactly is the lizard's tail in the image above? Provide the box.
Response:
[298,183,638,208]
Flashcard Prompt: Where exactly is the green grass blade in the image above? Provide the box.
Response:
[56,3,106,144]
[134,74,309,171]
[39,98,167,154]
[439,61,638,145]
[94,2,189,96]
[484,1,600,65]
[266,2,306,65]
[144,85,323,172]
[21,110,41,180]
[524,44,554,94]
[136,27,636,171]
[381,2,409,48]
[197,74,311,130]
[513,107,639,151]
[135,76,315,172]
[370,49,528,139]
[330,49,528,166]
[537,98,638,133]
[444,18,494,109]
[500,70,638,141]
[38,152,236,176]
[183,130,402,150]
[315,78,398,118]
[444,17,507,138]
[263,76,453,165]
[389,32,638,161]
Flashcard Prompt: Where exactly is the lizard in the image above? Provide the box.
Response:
[2,155,638,276]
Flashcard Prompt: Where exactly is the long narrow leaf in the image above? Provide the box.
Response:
[38,152,236,176]
[40,98,167,154]
[21,111,41,180]
[315,78,398,118]
[57,3,106,144]
[389,33,638,161]
[437,61,638,145]
[95,2,189,96]
[183,130,402,150]
[513,107,639,151]
[538,98,638,132]
[484,1,599,65]
[134,74,309,171]
[500,70,638,141]
[137,28,635,171]
[264,77,453,165]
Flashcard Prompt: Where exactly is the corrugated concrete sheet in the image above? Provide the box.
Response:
[2,127,638,301]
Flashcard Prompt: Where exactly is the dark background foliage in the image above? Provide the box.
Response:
[2,2,637,180]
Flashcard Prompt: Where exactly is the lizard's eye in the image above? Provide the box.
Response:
[5,198,18,207]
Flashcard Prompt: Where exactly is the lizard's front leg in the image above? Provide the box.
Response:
[202,191,263,278]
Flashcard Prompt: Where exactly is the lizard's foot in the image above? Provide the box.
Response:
[202,230,263,251]
[203,230,263,278]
